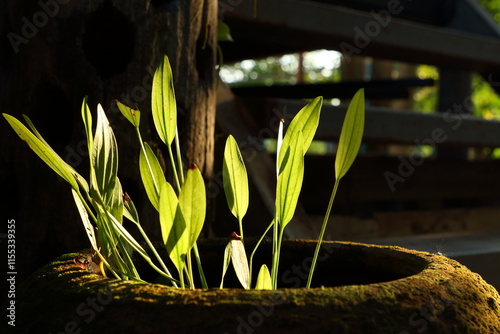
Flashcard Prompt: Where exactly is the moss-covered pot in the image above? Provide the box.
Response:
[10,240,500,333]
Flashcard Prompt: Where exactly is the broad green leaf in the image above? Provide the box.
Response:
[152,55,177,146]
[255,264,272,290]
[179,165,206,249]
[92,104,118,198]
[159,181,188,273]
[276,131,304,228]
[335,89,365,180]
[139,142,166,211]
[230,239,250,289]
[3,114,79,190]
[123,193,140,225]
[218,21,234,42]
[71,189,97,251]
[279,96,322,166]
[223,135,249,221]
[116,100,141,128]
[220,242,232,289]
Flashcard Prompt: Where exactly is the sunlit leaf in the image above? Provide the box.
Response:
[218,20,234,42]
[279,96,322,166]
[223,135,249,221]
[152,55,177,146]
[116,100,141,128]
[107,177,124,224]
[92,104,118,198]
[220,242,232,289]
[159,181,188,274]
[335,89,365,180]
[81,96,94,160]
[71,189,97,251]
[3,114,79,190]
[179,165,206,249]
[123,193,140,225]
[276,131,304,228]
[255,264,272,290]
[230,239,250,289]
[139,142,166,211]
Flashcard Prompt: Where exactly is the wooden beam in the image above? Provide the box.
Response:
[231,78,434,100]
[242,98,500,148]
[222,0,500,71]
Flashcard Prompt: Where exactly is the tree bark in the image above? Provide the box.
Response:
[0,0,217,282]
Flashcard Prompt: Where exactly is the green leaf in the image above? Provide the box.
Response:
[159,181,188,274]
[179,165,206,249]
[276,131,304,228]
[279,96,322,166]
[223,135,249,221]
[3,113,79,190]
[123,193,140,225]
[218,21,234,42]
[107,177,124,224]
[152,55,177,146]
[255,264,272,290]
[71,189,97,251]
[116,100,141,128]
[139,142,167,211]
[81,97,94,161]
[220,242,232,289]
[230,239,250,289]
[335,89,365,180]
[92,104,119,198]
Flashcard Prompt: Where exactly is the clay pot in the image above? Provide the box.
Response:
[10,240,500,333]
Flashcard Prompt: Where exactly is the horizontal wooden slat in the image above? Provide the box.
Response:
[242,98,500,147]
[301,156,500,210]
[222,0,500,71]
[231,79,434,100]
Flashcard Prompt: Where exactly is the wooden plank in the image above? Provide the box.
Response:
[231,78,434,100]
[241,98,500,148]
[301,156,500,210]
[312,208,500,240]
[222,0,500,71]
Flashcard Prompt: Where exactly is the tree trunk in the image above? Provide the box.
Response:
[0,0,217,282]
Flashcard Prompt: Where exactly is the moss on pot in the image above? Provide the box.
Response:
[8,240,500,333]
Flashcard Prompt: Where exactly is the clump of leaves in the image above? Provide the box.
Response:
[3,55,365,290]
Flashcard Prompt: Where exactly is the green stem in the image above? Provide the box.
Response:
[135,127,162,198]
[186,251,194,289]
[306,178,340,288]
[135,223,178,287]
[248,220,274,288]
[193,243,208,289]
[175,127,185,184]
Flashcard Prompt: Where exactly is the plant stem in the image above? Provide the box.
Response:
[249,220,274,287]
[306,178,340,288]
[193,243,208,289]
[175,127,185,184]
[135,223,178,287]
